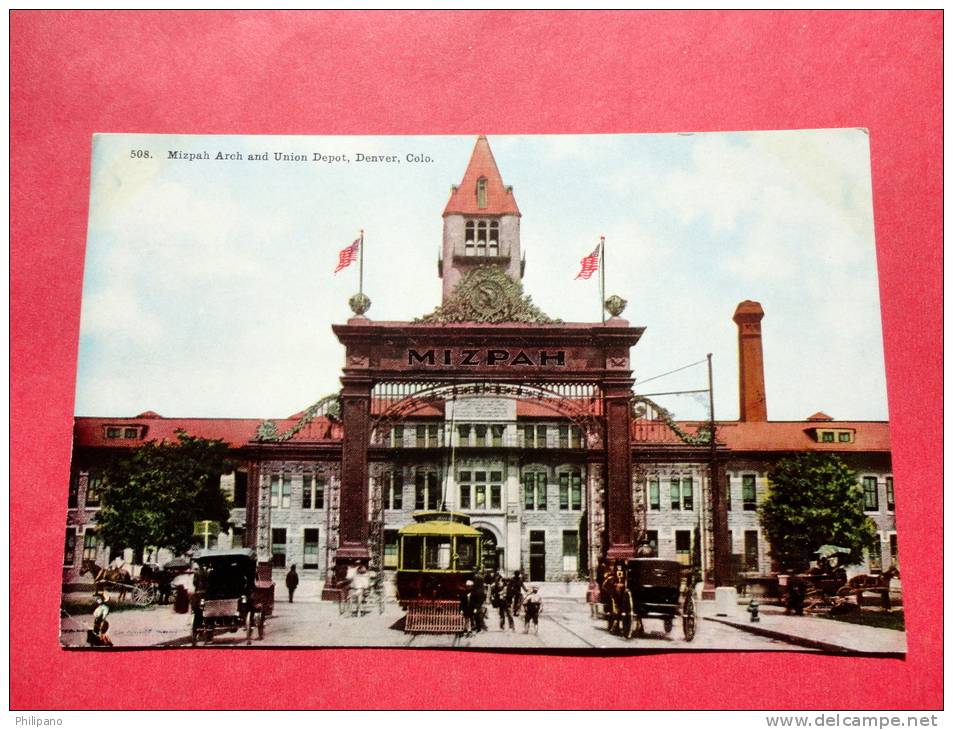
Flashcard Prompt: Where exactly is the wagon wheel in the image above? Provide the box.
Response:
[132,584,155,607]
[682,594,697,642]
[257,612,265,639]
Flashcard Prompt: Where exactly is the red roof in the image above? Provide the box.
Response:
[443,136,520,217]
[714,420,890,452]
[74,416,342,448]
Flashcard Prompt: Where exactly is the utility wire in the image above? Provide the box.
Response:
[636,358,708,387]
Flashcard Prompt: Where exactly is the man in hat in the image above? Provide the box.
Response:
[89,593,112,647]
[460,580,475,637]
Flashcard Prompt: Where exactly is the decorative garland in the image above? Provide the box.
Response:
[631,395,713,446]
[255,393,342,443]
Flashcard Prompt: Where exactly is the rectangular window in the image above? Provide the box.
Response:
[725,474,732,511]
[559,425,569,449]
[458,425,471,446]
[648,479,660,510]
[675,530,691,565]
[416,425,426,447]
[838,432,851,442]
[474,425,487,447]
[491,425,504,447]
[558,471,582,511]
[383,530,399,569]
[416,472,440,510]
[670,479,681,511]
[387,472,403,510]
[868,536,882,571]
[645,530,658,557]
[303,528,320,569]
[475,483,486,509]
[68,475,79,508]
[415,472,426,510]
[490,483,501,510]
[559,472,569,510]
[742,475,757,510]
[428,424,439,447]
[390,425,404,448]
[427,472,439,509]
[682,477,693,511]
[536,425,547,448]
[562,530,579,572]
[821,431,834,442]
[281,475,291,508]
[270,475,280,508]
[524,472,546,510]
[523,424,535,448]
[744,530,759,571]
[302,475,313,509]
[886,477,894,511]
[571,426,583,449]
[64,529,77,565]
[82,531,98,561]
[86,474,102,506]
[271,528,287,568]
[863,477,879,511]
[458,470,471,510]
[123,427,139,439]
[314,479,325,509]
[106,427,121,439]
[889,534,898,566]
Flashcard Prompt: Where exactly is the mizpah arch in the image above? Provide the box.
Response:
[328,136,646,581]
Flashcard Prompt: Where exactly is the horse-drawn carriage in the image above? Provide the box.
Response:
[602,558,697,641]
[189,548,274,646]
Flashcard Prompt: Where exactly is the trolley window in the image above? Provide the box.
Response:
[424,536,453,570]
[401,536,423,570]
[455,537,478,570]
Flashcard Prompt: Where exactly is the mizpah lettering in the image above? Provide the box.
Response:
[406,349,566,367]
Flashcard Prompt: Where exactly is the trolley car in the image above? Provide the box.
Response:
[396,511,483,633]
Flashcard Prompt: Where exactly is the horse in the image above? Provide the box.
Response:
[836,564,900,611]
[80,559,131,603]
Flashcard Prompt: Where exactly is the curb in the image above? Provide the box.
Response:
[703,616,851,653]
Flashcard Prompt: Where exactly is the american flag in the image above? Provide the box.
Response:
[574,245,601,280]
[334,237,361,273]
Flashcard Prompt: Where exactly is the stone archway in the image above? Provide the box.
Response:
[471,522,504,575]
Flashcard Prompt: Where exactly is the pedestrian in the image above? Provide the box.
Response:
[88,593,113,647]
[460,580,475,636]
[523,585,542,634]
[586,577,601,618]
[507,570,526,617]
[491,575,514,630]
[285,564,299,603]
[471,574,487,633]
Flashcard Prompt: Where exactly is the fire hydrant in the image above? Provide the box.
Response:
[748,599,761,622]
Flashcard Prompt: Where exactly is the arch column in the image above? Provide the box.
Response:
[335,374,373,577]
[603,379,636,561]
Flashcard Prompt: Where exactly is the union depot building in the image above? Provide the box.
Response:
[63,136,897,590]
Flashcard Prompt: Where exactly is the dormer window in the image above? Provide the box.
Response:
[813,428,854,444]
[477,177,487,208]
[103,424,145,440]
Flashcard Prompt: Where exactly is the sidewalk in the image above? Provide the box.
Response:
[703,604,906,654]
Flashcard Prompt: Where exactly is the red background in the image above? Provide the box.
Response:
[10,10,942,709]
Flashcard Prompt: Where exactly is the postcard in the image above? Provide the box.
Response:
[60,131,904,653]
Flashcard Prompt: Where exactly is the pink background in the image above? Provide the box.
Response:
[11,11,942,709]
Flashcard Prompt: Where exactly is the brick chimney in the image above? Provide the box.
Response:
[733,300,767,422]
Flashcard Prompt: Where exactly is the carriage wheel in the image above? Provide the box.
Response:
[663,617,674,635]
[682,595,697,642]
[620,613,633,640]
[133,585,155,607]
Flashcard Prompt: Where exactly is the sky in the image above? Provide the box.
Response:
[75,130,887,422]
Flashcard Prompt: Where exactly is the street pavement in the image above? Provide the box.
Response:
[60,581,899,652]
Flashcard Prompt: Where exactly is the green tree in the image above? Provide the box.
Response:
[759,453,877,572]
[98,431,233,560]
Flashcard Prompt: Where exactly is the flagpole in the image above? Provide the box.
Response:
[600,235,606,324]
[359,229,365,297]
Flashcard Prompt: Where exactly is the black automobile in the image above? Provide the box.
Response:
[189,548,270,646]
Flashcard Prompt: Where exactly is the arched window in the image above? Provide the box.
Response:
[464,220,475,255]
[488,220,499,256]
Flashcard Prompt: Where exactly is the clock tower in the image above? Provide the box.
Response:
[439,136,524,302]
